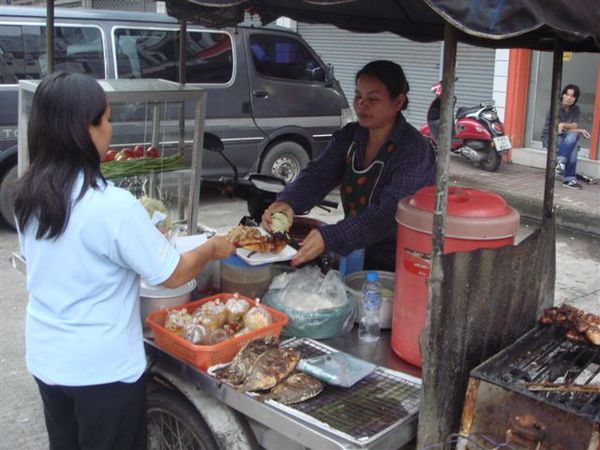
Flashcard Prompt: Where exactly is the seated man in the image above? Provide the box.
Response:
[541,83,591,190]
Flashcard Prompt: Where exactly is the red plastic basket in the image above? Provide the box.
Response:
[146,293,288,371]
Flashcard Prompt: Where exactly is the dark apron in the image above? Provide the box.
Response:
[340,141,396,271]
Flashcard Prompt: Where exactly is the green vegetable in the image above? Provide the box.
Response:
[271,211,290,233]
[140,196,173,232]
[101,154,185,179]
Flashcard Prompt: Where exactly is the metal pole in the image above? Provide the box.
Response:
[542,45,563,224]
[177,20,188,221]
[46,0,54,74]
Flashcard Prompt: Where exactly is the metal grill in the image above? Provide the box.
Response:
[280,339,421,442]
[472,325,600,422]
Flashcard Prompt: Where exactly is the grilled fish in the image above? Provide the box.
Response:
[238,347,300,392]
[214,337,279,385]
[259,372,324,405]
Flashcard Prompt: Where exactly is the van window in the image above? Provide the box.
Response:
[0,24,104,83]
[113,28,233,83]
[249,34,324,82]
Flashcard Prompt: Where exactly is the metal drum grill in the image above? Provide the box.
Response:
[278,338,421,445]
[459,325,600,449]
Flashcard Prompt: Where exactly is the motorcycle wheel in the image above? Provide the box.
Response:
[477,149,502,172]
[147,389,219,450]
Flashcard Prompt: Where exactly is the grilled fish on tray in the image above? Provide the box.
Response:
[214,337,280,386]
[258,372,324,405]
[238,347,300,392]
[212,337,322,404]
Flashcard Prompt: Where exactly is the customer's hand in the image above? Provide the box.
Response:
[207,236,235,260]
[291,229,325,267]
[261,202,294,232]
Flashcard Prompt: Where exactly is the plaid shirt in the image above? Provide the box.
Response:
[278,114,436,268]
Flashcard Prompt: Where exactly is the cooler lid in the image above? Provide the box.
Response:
[396,186,520,239]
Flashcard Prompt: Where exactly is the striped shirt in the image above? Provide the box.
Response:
[277,114,436,270]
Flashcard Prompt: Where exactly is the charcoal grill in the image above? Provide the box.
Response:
[458,325,600,449]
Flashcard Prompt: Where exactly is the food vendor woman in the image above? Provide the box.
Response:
[13,72,234,450]
[262,60,436,272]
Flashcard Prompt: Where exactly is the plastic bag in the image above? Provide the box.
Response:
[297,351,376,387]
[264,266,355,339]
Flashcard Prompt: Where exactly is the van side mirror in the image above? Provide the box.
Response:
[325,63,335,87]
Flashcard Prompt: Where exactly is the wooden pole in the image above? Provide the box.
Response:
[417,22,457,449]
[542,45,563,225]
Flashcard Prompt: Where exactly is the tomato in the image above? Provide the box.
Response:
[103,149,117,162]
[146,146,159,158]
[114,148,133,161]
[133,145,145,158]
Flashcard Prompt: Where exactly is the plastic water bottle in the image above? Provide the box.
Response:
[358,271,382,342]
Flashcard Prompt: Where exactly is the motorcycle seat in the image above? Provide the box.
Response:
[456,105,482,119]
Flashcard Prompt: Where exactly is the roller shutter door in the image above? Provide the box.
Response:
[298,23,440,126]
[298,24,495,127]
[454,43,496,112]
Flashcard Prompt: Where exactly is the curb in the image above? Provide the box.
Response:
[460,185,600,237]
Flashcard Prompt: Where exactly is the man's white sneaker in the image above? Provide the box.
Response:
[562,180,582,190]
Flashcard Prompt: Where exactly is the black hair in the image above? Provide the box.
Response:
[14,71,107,239]
[355,60,410,110]
[561,84,580,105]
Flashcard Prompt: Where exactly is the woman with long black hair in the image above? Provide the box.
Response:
[14,71,234,450]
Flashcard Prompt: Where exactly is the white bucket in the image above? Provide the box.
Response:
[139,278,196,335]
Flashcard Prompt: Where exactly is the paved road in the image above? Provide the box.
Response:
[1,190,598,449]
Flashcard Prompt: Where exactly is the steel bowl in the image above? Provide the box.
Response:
[140,278,196,336]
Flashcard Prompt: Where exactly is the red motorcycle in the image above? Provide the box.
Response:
[419,79,511,172]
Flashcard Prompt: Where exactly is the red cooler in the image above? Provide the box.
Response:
[391,186,520,367]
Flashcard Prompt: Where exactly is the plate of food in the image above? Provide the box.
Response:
[226,223,297,266]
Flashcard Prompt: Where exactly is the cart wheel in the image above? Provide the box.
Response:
[147,389,219,450]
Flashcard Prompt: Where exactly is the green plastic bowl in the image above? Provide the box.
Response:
[263,289,356,339]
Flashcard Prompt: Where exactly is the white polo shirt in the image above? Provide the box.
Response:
[18,176,180,386]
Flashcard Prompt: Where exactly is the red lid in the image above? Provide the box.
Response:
[396,186,520,239]
[409,186,509,217]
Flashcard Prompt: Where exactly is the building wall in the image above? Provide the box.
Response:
[492,49,509,122]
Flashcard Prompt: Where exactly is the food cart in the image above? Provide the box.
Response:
[13,1,600,449]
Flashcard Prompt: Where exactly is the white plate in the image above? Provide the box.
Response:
[493,135,512,151]
[235,227,297,266]
[237,243,297,266]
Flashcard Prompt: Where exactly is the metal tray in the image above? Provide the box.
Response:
[208,338,421,446]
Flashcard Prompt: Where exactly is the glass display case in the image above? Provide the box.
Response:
[18,78,207,234]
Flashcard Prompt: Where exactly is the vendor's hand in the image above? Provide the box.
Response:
[291,229,325,267]
[207,236,235,260]
[580,129,591,139]
[261,202,294,232]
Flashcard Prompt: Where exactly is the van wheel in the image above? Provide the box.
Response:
[147,390,219,450]
[0,166,18,229]
[261,141,309,184]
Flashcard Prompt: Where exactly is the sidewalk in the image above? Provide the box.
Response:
[449,156,600,236]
